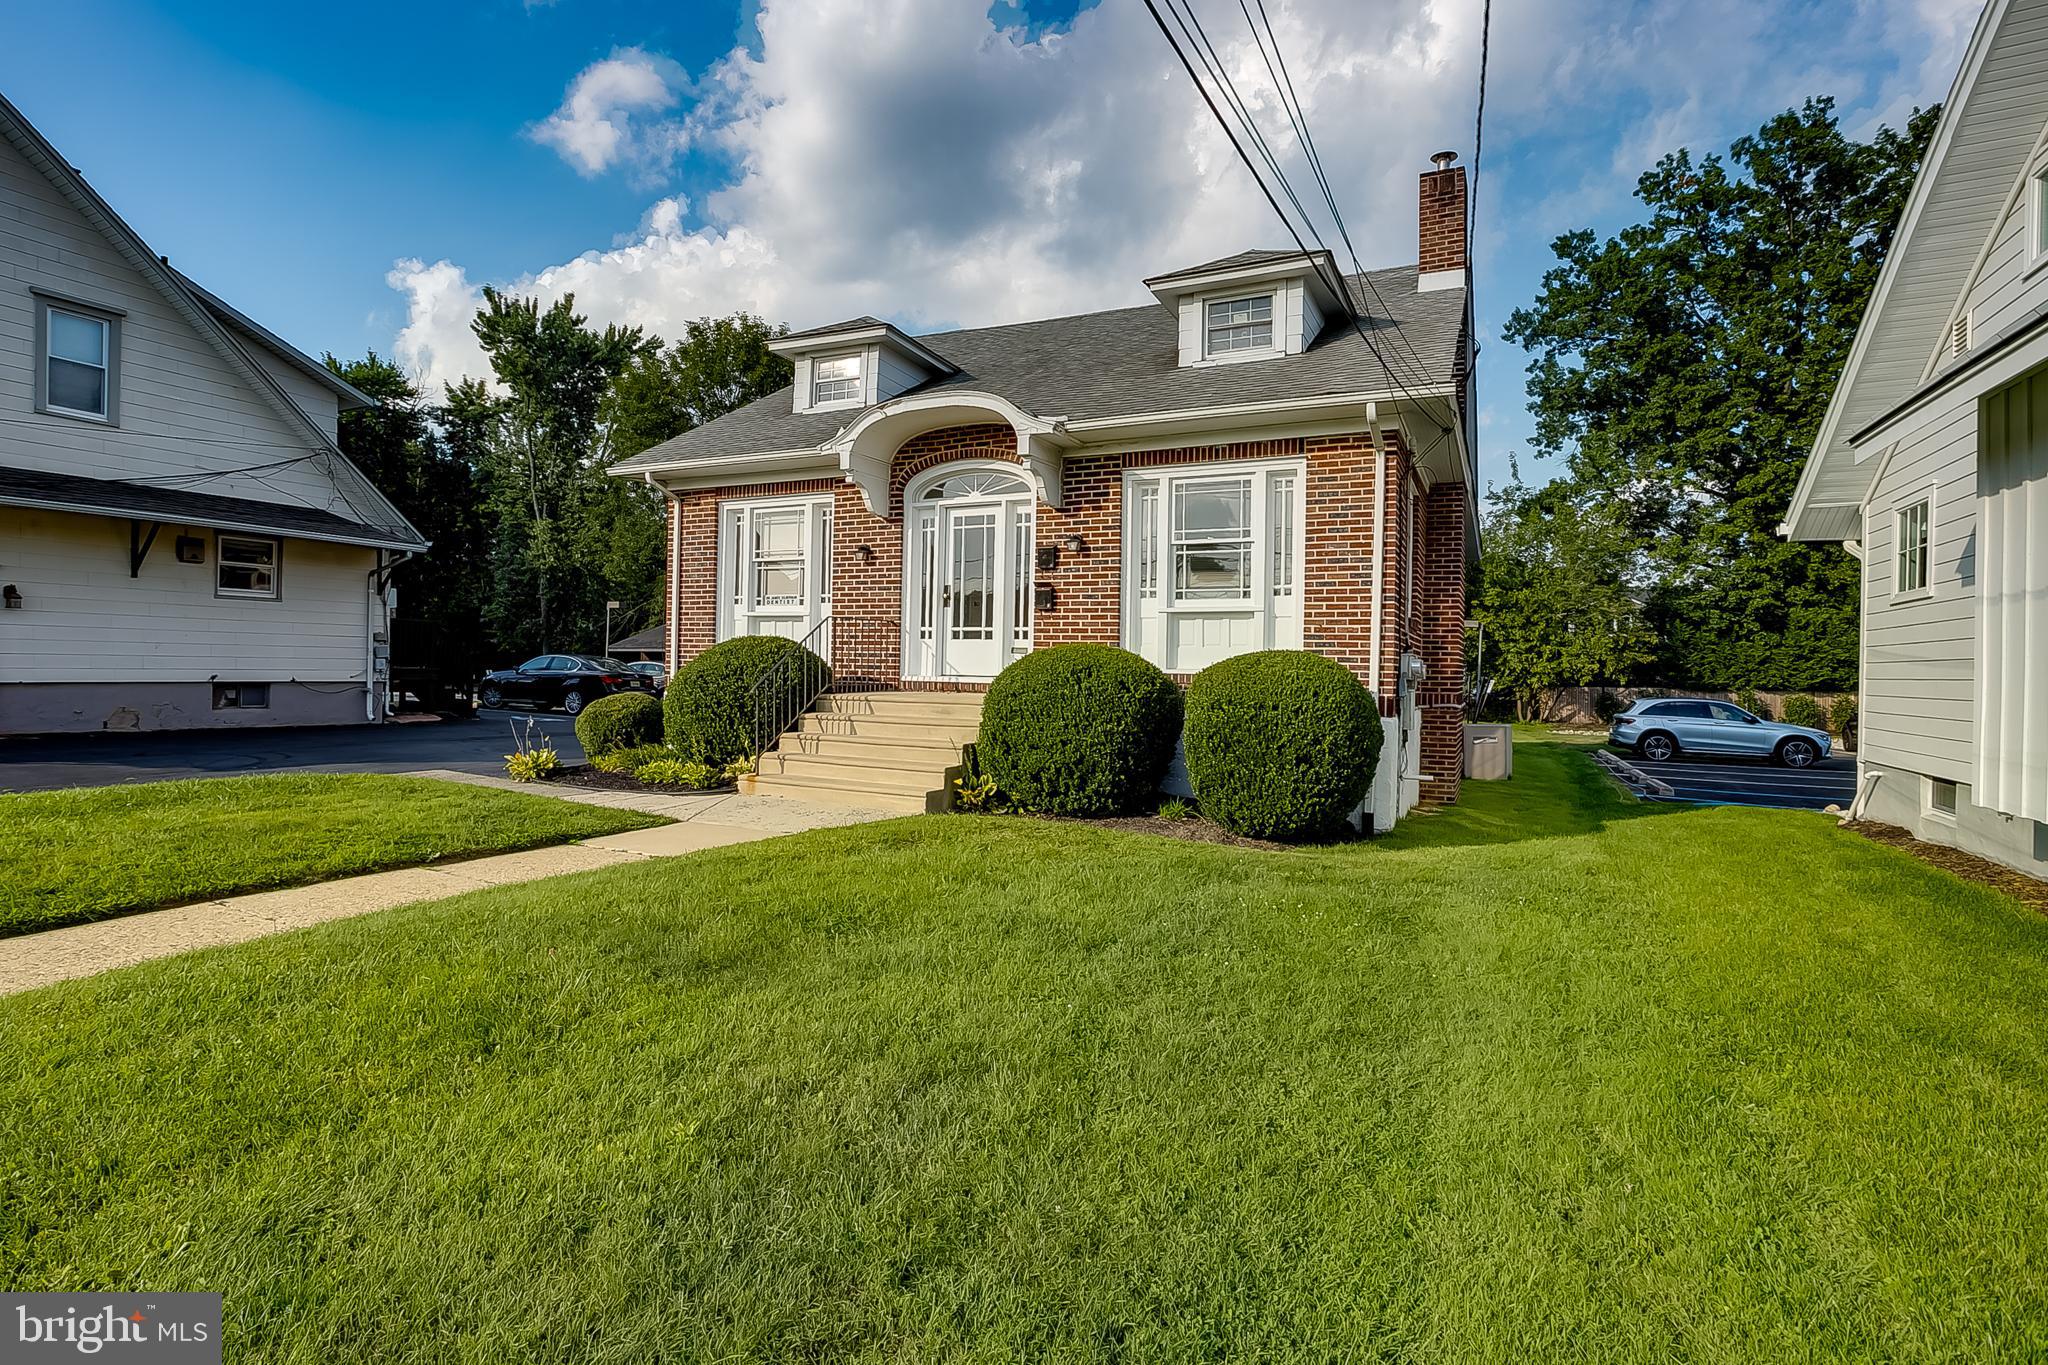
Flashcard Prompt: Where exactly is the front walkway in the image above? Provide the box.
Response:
[0,772,899,996]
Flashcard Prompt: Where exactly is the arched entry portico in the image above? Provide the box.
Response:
[900,462,1035,681]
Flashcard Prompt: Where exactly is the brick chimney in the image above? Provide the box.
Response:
[1418,150,1468,282]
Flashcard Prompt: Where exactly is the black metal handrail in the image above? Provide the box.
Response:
[746,615,898,760]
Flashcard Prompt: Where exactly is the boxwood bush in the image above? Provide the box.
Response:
[573,691,662,757]
[663,635,829,768]
[978,645,1182,816]
[1183,651,1382,841]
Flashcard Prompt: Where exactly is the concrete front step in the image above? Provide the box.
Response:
[743,770,938,816]
[814,691,985,721]
[775,731,965,765]
[756,750,959,797]
[793,713,980,747]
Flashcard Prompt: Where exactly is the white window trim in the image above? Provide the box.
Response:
[215,534,282,600]
[1120,456,1307,663]
[716,495,834,642]
[1923,776,1961,826]
[1890,484,1936,603]
[808,351,866,411]
[1197,289,1281,366]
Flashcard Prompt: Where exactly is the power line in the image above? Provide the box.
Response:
[1233,0,1449,413]
[1471,0,1492,245]
[1145,0,1461,439]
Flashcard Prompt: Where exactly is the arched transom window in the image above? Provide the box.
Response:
[923,469,1031,501]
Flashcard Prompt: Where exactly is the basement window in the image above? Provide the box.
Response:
[1927,777,1959,823]
[212,683,271,710]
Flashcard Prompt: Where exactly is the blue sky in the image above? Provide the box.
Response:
[1,0,1977,488]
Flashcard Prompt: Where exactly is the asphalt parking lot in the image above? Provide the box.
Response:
[0,708,585,793]
[1621,750,1860,812]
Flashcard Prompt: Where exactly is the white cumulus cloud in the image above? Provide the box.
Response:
[393,0,1977,401]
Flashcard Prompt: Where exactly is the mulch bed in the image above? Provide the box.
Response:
[1845,820,2048,914]
[543,766,736,797]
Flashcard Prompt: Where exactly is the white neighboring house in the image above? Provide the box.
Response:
[1784,0,2048,874]
[0,94,426,734]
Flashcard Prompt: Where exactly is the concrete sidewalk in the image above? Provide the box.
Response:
[0,773,900,996]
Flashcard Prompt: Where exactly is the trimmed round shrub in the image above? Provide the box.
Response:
[1183,651,1382,842]
[1780,693,1825,731]
[978,645,1183,816]
[663,635,829,767]
[574,691,661,756]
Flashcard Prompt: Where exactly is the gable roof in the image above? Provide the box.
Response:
[0,93,425,551]
[614,264,1466,475]
[0,464,427,552]
[1784,0,2048,541]
[171,269,378,412]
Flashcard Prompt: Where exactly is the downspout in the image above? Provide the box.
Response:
[1367,400,1385,700]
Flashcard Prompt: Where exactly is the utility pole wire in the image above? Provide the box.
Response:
[1140,0,1461,437]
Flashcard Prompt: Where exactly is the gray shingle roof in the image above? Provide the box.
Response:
[614,266,1465,474]
[0,464,428,550]
[1141,247,1332,286]
[778,315,891,341]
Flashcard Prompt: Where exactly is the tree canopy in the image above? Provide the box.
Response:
[1501,97,1940,691]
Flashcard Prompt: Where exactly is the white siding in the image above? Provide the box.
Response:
[1860,399,1980,778]
[246,343,340,442]
[1977,368,2048,819]
[0,132,342,511]
[0,505,374,683]
[875,345,923,403]
[1960,139,2048,345]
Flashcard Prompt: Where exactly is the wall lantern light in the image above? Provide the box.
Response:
[1061,534,1086,555]
[2,584,21,609]
[855,544,876,563]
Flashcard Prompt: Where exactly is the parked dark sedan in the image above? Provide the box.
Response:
[478,655,652,715]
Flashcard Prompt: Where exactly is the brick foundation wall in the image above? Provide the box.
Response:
[662,422,1471,803]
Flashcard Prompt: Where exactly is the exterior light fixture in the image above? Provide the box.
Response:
[1,585,20,609]
[856,544,876,563]
[1061,534,1086,555]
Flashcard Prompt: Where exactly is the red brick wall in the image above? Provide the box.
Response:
[1419,164,1468,274]
[662,423,1470,801]
[1416,480,1468,803]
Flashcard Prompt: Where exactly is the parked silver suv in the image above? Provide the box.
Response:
[1609,698,1831,768]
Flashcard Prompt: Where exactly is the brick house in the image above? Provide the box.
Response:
[612,155,1477,821]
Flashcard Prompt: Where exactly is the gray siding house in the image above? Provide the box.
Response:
[1785,0,2048,873]
[0,94,426,734]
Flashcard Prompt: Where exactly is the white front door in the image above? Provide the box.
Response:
[940,503,1004,678]
[903,466,1036,682]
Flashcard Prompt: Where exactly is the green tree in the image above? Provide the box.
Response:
[328,352,491,688]
[604,313,793,458]
[467,288,653,657]
[1472,477,1656,720]
[1502,98,1940,690]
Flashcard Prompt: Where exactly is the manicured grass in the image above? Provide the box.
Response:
[4,739,2047,1360]
[0,773,662,936]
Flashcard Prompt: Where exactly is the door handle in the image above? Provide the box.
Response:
[942,585,953,606]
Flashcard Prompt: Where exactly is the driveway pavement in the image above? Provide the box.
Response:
[0,708,583,793]
[1627,751,1859,812]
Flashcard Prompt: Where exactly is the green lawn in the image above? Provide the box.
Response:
[4,739,2046,1361]
[0,773,662,936]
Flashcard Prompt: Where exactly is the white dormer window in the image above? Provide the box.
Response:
[1205,294,1274,356]
[811,353,863,407]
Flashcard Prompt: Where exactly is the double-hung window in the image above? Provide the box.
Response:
[217,535,280,599]
[1172,478,1254,601]
[811,353,862,406]
[718,496,832,641]
[1895,498,1930,595]
[750,507,807,606]
[37,298,118,422]
[1205,294,1273,356]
